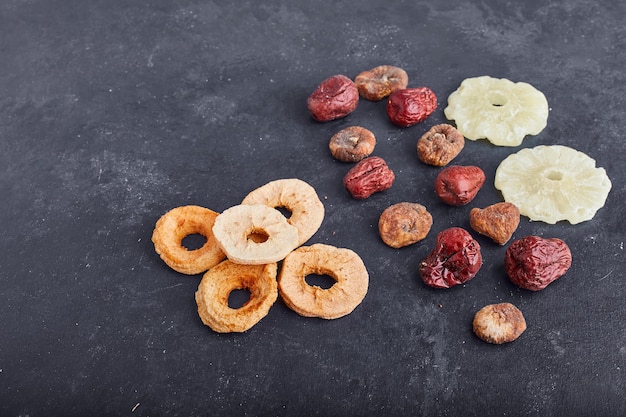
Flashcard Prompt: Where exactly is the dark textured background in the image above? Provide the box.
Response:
[1,0,625,416]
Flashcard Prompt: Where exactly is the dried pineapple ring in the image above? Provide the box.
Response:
[444,76,549,147]
[495,145,612,224]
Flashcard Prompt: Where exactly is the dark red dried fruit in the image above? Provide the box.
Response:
[435,165,485,206]
[386,87,437,127]
[504,236,572,291]
[307,74,359,122]
[343,156,395,199]
[419,227,483,289]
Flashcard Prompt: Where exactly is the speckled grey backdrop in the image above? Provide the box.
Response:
[1,0,625,416]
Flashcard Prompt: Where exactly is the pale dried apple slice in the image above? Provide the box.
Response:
[494,145,611,224]
[444,76,549,147]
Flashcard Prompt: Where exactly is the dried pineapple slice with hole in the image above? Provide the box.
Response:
[444,76,549,147]
[494,145,611,224]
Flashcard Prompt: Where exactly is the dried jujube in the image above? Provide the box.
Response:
[386,87,437,127]
[504,236,572,291]
[435,165,485,206]
[419,227,483,289]
[307,74,359,122]
[343,156,395,200]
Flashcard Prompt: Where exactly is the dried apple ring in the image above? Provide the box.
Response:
[444,76,549,146]
[212,204,299,265]
[151,205,225,275]
[241,178,324,246]
[278,244,369,319]
[195,260,278,333]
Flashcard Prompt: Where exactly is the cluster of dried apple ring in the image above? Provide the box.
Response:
[152,178,369,333]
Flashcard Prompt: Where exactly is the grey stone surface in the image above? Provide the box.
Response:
[1,0,625,415]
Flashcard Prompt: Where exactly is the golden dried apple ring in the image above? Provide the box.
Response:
[195,260,278,333]
[241,178,324,246]
[278,244,369,319]
[151,205,225,275]
[212,204,299,265]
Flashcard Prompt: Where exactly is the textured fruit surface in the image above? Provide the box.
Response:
[504,236,572,291]
[470,202,520,245]
[378,202,432,248]
[419,227,482,289]
[417,123,465,167]
[435,165,485,206]
[495,145,612,224]
[343,156,395,199]
[386,87,437,127]
[473,303,527,344]
[307,74,359,122]
[354,65,408,101]
[329,126,376,162]
[444,75,549,146]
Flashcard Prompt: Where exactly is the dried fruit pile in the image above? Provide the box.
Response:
[306,67,613,344]
[152,67,612,343]
[153,178,369,333]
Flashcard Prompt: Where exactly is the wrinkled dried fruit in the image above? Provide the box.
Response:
[354,65,409,101]
[470,202,520,245]
[386,87,437,127]
[473,303,527,344]
[435,165,485,206]
[329,126,376,162]
[504,236,572,291]
[343,156,395,199]
[378,202,433,248]
[417,124,465,167]
[419,227,482,289]
[307,74,359,122]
